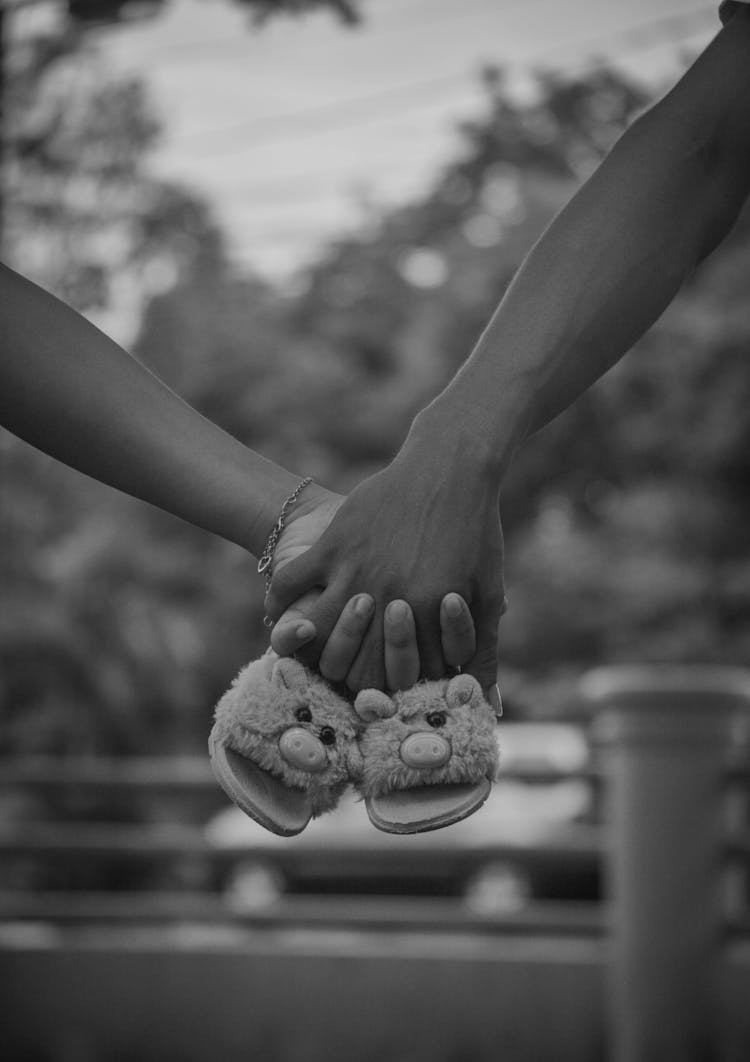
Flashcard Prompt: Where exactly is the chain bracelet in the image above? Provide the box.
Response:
[258,477,314,624]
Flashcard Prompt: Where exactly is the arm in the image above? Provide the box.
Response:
[0,261,329,556]
[266,9,750,692]
[0,262,477,693]
[430,5,750,447]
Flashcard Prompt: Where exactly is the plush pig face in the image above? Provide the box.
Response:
[210,652,363,834]
[354,674,499,801]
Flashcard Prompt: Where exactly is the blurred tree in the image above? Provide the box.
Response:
[274,62,750,699]
[285,66,648,484]
[1,14,258,756]
[3,22,226,316]
[64,0,358,26]
[0,0,364,760]
[4,50,750,761]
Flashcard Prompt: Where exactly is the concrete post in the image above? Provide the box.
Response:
[584,665,750,1062]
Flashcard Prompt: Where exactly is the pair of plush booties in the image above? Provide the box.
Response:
[209,649,500,836]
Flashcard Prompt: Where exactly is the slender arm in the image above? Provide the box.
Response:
[0,262,479,692]
[0,262,308,557]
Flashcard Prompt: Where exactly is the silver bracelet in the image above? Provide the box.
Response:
[258,477,314,622]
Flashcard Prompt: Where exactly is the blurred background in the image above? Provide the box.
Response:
[2,3,750,1058]
[3,0,749,759]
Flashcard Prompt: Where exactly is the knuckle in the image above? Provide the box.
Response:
[386,628,413,651]
[448,612,474,636]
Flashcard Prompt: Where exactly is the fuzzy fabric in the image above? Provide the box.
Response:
[354,674,499,798]
[211,650,364,817]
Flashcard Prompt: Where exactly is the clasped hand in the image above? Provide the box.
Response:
[265,451,506,697]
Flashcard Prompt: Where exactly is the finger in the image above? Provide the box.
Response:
[264,546,328,622]
[343,617,387,694]
[464,592,505,697]
[270,618,317,656]
[383,599,420,691]
[318,594,375,683]
[285,577,361,670]
[269,589,320,656]
[439,593,476,670]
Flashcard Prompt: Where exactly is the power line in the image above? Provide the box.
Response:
[166,5,715,161]
[219,10,717,232]
[170,69,479,148]
[193,150,440,198]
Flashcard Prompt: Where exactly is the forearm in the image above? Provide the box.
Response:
[412,10,750,469]
[0,262,302,557]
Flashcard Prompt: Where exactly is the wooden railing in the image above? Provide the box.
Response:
[0,664,749,1062]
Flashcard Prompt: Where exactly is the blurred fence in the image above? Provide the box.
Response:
[0,665,749,1061]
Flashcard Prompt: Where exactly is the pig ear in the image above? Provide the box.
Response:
[354,689,397,723]
[272,656,309,691]
[446,673,482,709]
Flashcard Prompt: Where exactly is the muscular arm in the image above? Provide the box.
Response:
[426,5,750,450]
[266,9,750,693]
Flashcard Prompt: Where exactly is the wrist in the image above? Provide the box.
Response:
[405,389,527,486]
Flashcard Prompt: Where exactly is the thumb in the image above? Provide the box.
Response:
[269,589,322,656]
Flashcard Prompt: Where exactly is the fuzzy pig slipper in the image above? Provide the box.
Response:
[354,673,499,834]
[209,651,363,837]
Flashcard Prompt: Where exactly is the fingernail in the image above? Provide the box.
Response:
[294,621,315,645]
[355,595,374,618]
[387,601,408,622]
[444,593,462,618]
[489,684,503,718]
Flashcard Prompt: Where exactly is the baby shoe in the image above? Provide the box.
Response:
[353,673,499,834]
[209,650,363,837]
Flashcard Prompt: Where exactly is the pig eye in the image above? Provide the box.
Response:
[319,726,336,746]
[426,710,447,729]
[295,706,312,723]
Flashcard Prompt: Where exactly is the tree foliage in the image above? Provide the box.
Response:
[4,48,750,757]
[64,0,358,27]
[4,23,227,318]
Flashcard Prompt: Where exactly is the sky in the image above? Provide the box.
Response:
[18,0,722,283]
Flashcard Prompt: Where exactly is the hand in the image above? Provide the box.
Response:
[265,444,507,694]
[269,484,483,693]
[273,591,478,693]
